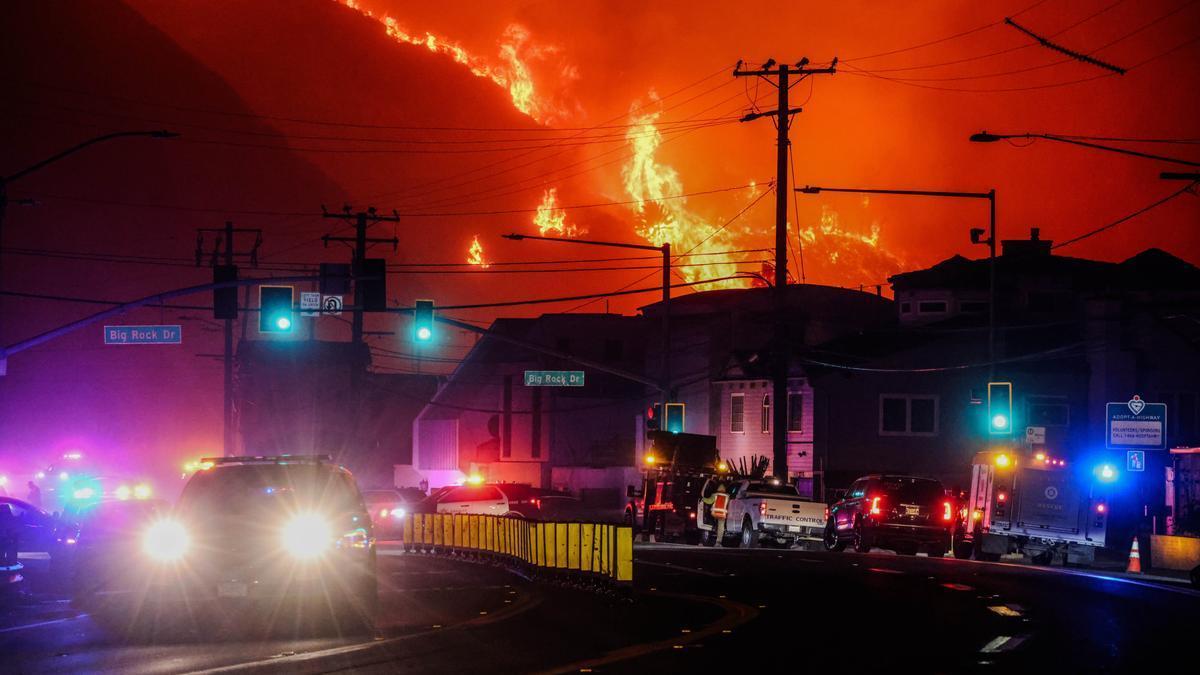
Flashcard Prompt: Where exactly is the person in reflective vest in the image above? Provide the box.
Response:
[703,483,729,545]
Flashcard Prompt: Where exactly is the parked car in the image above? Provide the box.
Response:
[0,496,77,563]
[417,483,574,519]
[362,489,410,537]
[824,475,955,556]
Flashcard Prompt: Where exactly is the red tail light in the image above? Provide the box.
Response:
[942,501,953,521]
[759,502,768,517]
[824,506,830,520]
[869,496,882,515]
[534,499,542,510]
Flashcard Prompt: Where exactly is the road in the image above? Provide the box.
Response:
[1,543,1197,673]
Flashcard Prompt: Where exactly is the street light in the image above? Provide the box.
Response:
[501,232,673,405]
[0,130,179,373]
[970,131,1200,168]
[797,185,999,372]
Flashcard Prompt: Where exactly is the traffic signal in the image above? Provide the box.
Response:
[665,402,685,434]
[358,258,387,311]
[259,285,294,333]
[319,262,351,295]
[213,264,238,320]
[646,403,661,431]
[987,382,1012,435]
[414,299,434,343]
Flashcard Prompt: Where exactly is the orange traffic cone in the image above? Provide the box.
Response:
[1126,536,1142,574]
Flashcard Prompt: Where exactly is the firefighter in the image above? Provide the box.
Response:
[703,482,730,546]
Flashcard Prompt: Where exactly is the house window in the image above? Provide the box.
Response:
[731,393,745,433]
[879,395,939,436]
[787,393,803,432]
[761,395,771,433]
[960,301,988,313]
[918,301,947,314]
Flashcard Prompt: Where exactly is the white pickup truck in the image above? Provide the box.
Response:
[696,477,828,548]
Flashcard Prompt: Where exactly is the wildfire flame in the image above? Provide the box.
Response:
[338,1,573,125]
[533,188,583,237]
[621,98,749,290]
[797,206,903,287]
[467,236,489,268]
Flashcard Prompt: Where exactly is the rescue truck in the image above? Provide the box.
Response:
[625,431,725,542]
[957,449,1110,565]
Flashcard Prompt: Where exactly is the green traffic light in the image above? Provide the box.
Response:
[414,299,435,343]
[991,413,1008,430]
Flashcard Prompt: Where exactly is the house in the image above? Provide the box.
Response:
[411,314,648,496]
[809,230,1200,545]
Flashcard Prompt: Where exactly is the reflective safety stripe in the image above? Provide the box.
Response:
[712,493,729,519]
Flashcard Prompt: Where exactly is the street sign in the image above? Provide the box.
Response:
[104,325,182,345]
[300,292,321,316]
[1127,450,1146,472]
[524,370,585,387]
[322,295,343,316]
[1106,395,1168,449]
[1025,426,1046,445]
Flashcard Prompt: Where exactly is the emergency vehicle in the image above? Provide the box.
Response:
[958,449,1110,564]
[625,431,725,542]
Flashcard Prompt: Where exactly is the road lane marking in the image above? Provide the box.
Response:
[867,567,903,574]
[988,605,1023,617]
[980,634,1029,653]
[636,559,725,577]
[0,615,83,634]
[941,583,974,591]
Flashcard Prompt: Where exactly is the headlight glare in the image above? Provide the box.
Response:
[143,519,189,561]
[281,513,333,560]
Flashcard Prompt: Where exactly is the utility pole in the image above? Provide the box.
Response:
[734,58,836,482]
[195,221,262,456]
[321,206,399,345]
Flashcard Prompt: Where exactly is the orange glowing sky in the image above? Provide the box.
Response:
[0,0,1196,469]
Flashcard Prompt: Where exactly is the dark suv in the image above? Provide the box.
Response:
[824,475,955,556]
[142,455,376,630]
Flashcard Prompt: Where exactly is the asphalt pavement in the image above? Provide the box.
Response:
[1,543,1197,673]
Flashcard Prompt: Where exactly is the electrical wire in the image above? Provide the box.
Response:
[1051,181,1197,250]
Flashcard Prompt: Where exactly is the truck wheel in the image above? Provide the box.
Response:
[953,538,973,560]
[700,529,715,547]
[740,518,758,548]
[852,523,871,553]
[823,522,846,552]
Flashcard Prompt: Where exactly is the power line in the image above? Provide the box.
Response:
[1052,181,1197,249]
[801,341,1083,373]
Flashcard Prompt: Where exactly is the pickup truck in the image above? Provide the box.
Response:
[696,477,828,548]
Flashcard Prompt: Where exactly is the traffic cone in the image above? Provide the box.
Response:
[1126,536,1142,574]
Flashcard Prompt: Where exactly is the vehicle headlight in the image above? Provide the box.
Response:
[281,513,333,560]
[143,519,189,561]
[391,507,406,519]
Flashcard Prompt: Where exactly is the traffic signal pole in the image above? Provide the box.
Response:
[735,59,836,480]
[321,206,399,346]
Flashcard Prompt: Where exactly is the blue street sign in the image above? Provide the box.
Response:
[1106,395,1167,450]
[523,370,585,387]
[104,325,182,345]
[1126,450,1145,472]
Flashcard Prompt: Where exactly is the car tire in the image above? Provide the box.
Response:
[740,518,758,548]
[1190,564,1200,589]
[852,522,871,553]
[823,522,846,552]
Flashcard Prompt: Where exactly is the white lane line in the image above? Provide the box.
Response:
[0,615,83,634]
[980,634,1029,653]
[635,560,725,577]
[988,605,1024,618]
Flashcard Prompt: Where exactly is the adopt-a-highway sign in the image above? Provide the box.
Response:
[1106,394,1167,450]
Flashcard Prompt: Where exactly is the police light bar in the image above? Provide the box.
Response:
[200,454,333,465]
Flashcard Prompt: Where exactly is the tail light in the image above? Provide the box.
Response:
[533,499,542,510]
[824,507,830,520]
[759,502,768,517]
[869,496,882,515]
[942,501,953,521]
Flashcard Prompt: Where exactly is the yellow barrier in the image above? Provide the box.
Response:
[390,512,632,585]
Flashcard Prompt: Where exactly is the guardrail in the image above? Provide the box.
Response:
[393,513,633,586]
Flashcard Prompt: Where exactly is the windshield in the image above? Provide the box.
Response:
[178,464,362,518]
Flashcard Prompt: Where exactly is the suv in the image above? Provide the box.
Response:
[824,475,955,556]
[141,455,376,630]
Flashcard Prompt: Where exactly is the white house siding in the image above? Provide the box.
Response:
[715,378,813,477]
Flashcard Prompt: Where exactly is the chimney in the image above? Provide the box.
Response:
[1002,227,1053,258]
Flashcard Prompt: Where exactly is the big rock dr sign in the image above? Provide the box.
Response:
[104,325,182,345]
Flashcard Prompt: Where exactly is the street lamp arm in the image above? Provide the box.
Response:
[4,130,179,184]
[501,232,665,252]
[796,185,993,200]
[969,131,1200,168]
